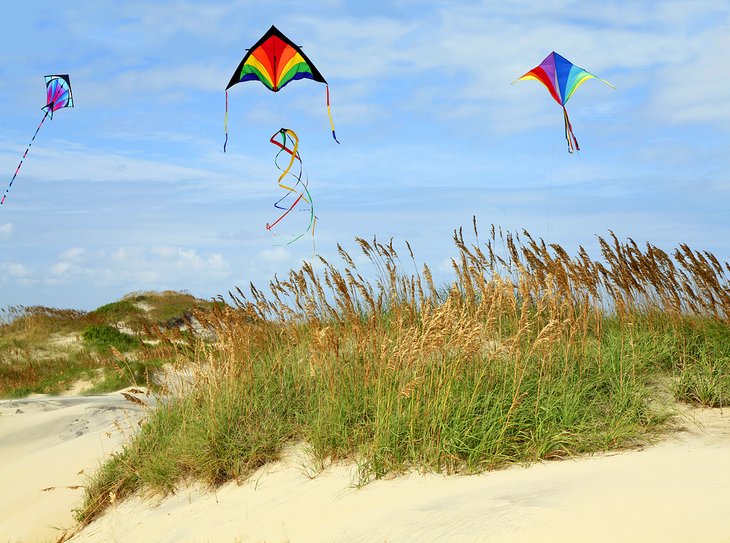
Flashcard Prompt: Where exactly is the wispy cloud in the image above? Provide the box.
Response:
[0,262,29,278]
[47,245,231,288]
[0,223,12,240]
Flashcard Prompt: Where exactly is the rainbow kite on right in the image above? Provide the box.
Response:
[514,52,614,153]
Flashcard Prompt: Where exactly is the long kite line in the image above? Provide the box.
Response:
[266,128,317,245]
[1,75,74,206]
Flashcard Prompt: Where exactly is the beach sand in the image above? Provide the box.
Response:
[0,390,149,543]
[54,405,730,543]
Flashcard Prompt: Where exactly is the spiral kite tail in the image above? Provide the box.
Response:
[562,106,580,154]
[266,128,316,245]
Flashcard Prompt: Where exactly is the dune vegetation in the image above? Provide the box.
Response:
[59,224,730,525]
[0,291,216,397]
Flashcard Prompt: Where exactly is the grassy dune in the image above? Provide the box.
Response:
[0,291,216,397]
[69,225,730,524]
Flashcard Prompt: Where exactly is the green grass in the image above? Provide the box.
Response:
[78,314,678,522]
[85,357,168,395]
[673,319,730,406]
[82,324,140,352]
[100,290,221,325]
[91,300,144,321]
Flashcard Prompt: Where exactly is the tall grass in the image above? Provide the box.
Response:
[78,223,729,525]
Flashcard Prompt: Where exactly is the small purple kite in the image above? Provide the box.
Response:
[1,75,74,206]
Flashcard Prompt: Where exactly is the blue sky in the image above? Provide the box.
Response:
[1,0,728,310]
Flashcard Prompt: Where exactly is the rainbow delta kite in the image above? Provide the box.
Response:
[514,52,614,153]
[224,25,338,151]
[2,75,74,206]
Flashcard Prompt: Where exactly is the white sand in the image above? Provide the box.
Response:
[0,390,149,543]
[55,406,730,543]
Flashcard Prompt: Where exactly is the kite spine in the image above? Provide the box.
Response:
[1,109,51,206]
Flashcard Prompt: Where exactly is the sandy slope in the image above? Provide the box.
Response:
[0,390,149,543]
[60,406,730,543]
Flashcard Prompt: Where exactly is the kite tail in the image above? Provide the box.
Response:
[562,106,580,154]
[265,128,316,245]
[326,85,340,144]
[1,109,50,206]
[223,90,229,152]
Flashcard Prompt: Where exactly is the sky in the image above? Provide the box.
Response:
[0,0,728,311]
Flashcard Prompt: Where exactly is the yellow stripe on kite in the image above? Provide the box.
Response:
[244,56,275,89]
[279,53,307,80]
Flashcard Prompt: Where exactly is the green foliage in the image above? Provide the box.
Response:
[674,320,730,407]
[82,324,140,352]
[91,300,142,320]
[120,291,219,323]
[86,358,168,395]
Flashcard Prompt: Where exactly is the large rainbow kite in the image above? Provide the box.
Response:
[224,25,338,150]
[514,52,614,153]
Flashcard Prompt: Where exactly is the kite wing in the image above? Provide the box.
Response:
[42,74,74,119]
[514,52,614,153]
[224,25,338,149]
[1,75,73,206]
[226,25,327,92]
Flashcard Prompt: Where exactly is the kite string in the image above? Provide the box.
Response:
[546,105,559,246]
[1,109,50,206]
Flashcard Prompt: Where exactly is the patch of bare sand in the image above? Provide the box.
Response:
[48,332,83,351]
[0,389,149,543]
[63,406,730,543]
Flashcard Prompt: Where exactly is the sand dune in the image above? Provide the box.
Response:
[2,392,728,543]
[0,390,149,543]
[57,405,730,543]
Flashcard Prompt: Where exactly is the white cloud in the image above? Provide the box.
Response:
[298,2,729,133]
[51,262,72,275]
[0,223,12,240]
[61,247,85,260]
[258,247,292,265]
[79,63,229,108]
[651,26,730,124]
[97,245,232,285]
[1,262,29,278]
[10,245,233,292]
[151,246,178,259]
[110,248,129,262]
[0,144,225,185]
